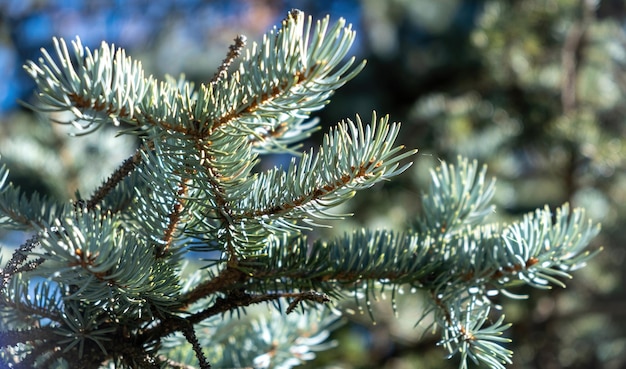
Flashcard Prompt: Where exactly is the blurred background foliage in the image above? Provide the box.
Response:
[0,0,624,368]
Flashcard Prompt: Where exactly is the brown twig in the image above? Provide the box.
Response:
[197,144,240,264]
[187,290,329,326]
[157,180,189,258]
[286,290,330,314]
[83,142,151,211]
[140,288,331,347]
[180,266,247,306]
[14,257,45,273]
[211,35,247,84]
[182,324,211,369]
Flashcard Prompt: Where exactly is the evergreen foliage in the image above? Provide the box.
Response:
[0,9,600,369]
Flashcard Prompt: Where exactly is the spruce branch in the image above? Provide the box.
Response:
[231,158,600,368]
[23,36,152,133]
[240,113,414,223]
[211,35,247,84]
[22,10,363,145]
[0,235,40,292]
[140,288,330,352]
[285,291,330,314]
[185,112,416,256]
[0,166,68,230]
[26,211,182,319]
[197,9,365,140]
[0,326,58,349]
[32,345,67,369]
[181,323,211,369]
[13,339,66,369]
[0,282,63,325]
[416,157,496,235]
[82,141,150,212]
[159,180,190,258]
[19,9,372,265]
[2,8,602,369]
[180,266,248,307]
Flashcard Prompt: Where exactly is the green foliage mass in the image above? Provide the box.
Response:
[0,8,601,369]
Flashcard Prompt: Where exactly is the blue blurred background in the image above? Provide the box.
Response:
[0,0,361,114]
[0,0,481,116]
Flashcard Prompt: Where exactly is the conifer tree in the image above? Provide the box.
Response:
[0,9,600,369]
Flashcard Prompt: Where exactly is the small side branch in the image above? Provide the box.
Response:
[180,266,247,307]
[286,291,330,314]
[0,297,63,324]
[182,324,211,369]
[0,235,40,292]
[82,141,153,211]
[141,289,331,346]
[158,180,189,258]
[14,257,45,274]
[188,290,330,325]
[211,35,247,84]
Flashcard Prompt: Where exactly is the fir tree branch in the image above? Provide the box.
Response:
[1,296,63,325]
[83,142,149,211]
[13,257,45,274]
[185,291,329,326]
[186,113,415,255]
[211,35,247,84]
[199,154,241,263]
[4,8,603,369]
[416,157,496,235]
[0,184,67,230]
[22,10,363,145]
[196,9,364,139]
[241,114,414,220]
[22,36,154,132]
[0,235,40,292]
[240,230,433,298]
[180,266,247,306]
[285,290,330,314]
[158,180,190,258]
[140,289,330,349]
[181,323,211,369]
[0,326,57,348]
[28,212,182,316]
[15,339,63,369]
